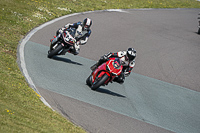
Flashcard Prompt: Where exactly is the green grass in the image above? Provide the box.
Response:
[0,0,199,132]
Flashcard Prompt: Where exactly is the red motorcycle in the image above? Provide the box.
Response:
[86,57,123,90]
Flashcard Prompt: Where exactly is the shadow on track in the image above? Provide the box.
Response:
[52,56,83,65]
[95,87,126,98]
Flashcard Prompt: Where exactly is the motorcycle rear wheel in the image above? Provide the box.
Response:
[91,74,109,90]
[48,44,63,58]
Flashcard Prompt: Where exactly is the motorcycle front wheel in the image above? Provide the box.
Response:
[86,75,92,86]
[48,44,63,58]
[91,74,109,90]
[198,28,200,35]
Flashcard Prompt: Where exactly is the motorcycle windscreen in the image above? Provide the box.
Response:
[113,58,121,69]
[107,58,122,76]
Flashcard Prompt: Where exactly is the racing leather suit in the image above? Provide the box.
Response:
[51,21,91,55]
[110,51,135,77]
[92,51,135,84]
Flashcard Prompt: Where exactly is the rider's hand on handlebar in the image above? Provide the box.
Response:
[103,54,110,60]
[64,23,70,28]
[73,39,76,44]
[58,28,64,34]
[104,52,112,59]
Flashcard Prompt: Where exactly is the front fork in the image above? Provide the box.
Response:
[50,34,61,50]
[92,71,111,85]
[49,34,77,55]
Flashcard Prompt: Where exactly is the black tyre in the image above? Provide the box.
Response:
[48,44,63,58]
[91,74,109,90]
[198,28,200,35]
[86,75,92,86]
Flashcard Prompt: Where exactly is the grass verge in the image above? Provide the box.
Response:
[0,0,200,132]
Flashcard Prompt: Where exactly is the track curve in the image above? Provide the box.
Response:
[18,9,200,133]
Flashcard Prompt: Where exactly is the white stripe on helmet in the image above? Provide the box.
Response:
[86,18,91,26]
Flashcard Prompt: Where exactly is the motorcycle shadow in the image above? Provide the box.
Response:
[52,56,83,66]
[95,87,126,98]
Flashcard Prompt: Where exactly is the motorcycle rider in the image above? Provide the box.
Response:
[91,48,136,84]
[49,18,92,55]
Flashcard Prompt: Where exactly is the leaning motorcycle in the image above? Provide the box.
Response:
[47,28,78,58]
[86,58,123,90]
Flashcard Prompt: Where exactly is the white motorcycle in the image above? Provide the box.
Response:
[48,28,80,58]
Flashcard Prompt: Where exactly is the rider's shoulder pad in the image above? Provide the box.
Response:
[117,51,126,57]
[77,21,82,25]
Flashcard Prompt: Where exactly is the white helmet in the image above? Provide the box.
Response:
[127,48,136,61]
[82,18,92,30]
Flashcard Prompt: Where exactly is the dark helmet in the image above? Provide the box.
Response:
[82,18,92,30]
[127,48,136,61]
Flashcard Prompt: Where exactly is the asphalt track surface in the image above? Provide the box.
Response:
[18,9,200,133]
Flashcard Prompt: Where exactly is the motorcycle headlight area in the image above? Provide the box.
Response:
[106,65,118,76]
[111,72,118,76]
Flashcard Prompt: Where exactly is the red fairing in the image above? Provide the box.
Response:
[92,63,108,83]
[106,58,123,77]
[91,58,123,85]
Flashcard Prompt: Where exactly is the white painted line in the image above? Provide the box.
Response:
[17,9,131,110]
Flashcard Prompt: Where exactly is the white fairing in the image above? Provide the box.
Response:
[65,32,75,42]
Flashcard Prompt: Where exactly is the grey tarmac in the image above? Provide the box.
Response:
[18,9,200,133]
